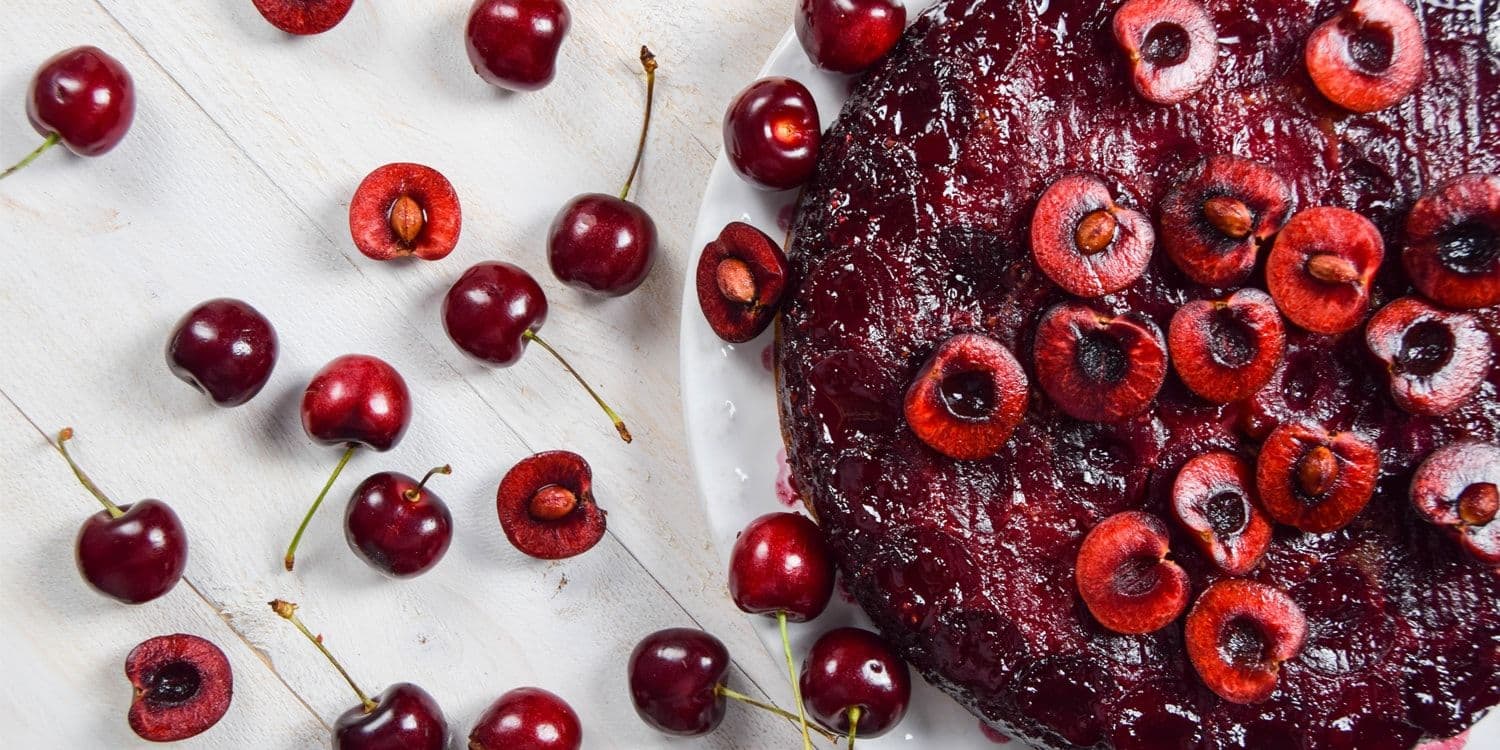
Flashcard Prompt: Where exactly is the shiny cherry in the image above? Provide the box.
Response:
[344,466,453,578]
[58,429,187,604]
[628,628,731,736]
[723,77,821,190]
[4,46,135,179]
[800,628,912,740]
[548,47,659,296]
[443,261,631,442]
[465,0,571,92]
[795,0,907,74]
[166,298,279,407]
[469,687,582,750]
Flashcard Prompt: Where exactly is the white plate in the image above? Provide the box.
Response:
[678,7,1498,749]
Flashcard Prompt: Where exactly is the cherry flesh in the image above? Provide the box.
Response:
[1158,155,1292,286]
[724,77,821,190]
[1256,422,1380,533]
[469,687,581,750]
[1365,296,1491,416]
[125,634,233,742]
[799,627,912,740]
[1171,451,1272,575]
[1409,442,1500,565]
[252,0,353,35]
[1305,0,1426,113]
[1033,302,1168,422]
[166,298,279,407]
[349,163,462,262]
[465,0,570,92]
[1403,173,1500,309]
[1112,0,1219,105]
[4,46,134,179]
[903,333,1028,460]
[1266,206,1384,335]
[1184,579,1307,704]
[1030,174,1155,297]
[695,221,791,343]
[1074,511,1189,634]
[795,0,907,74]
[1167,288,1285,404]
[344,466,454,578]
[496,451,606,560]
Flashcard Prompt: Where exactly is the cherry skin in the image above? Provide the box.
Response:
[727,512,836,622]
[166,298,279,407]
[466,0,571,92]
[800,627,912,739]
[628,628,731,736]
[796,0,907,74]
[4,46,135,178]
[335,683,448,750]
[723,77,822,190]
[344,466,453,578]
[469,687,582,750]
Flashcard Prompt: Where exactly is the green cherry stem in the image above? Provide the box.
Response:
[284,445,358,571]
[715,686,838,742]
[1,133,61,180]
[522,330,632,443]
[270,599,377,713]
[54,428,124,519]
[846,706,861,749]
[618,45,658,202]
[779,610,814,750]
[403,464,452,502]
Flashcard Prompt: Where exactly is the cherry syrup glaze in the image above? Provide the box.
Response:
[775,1,1499,748]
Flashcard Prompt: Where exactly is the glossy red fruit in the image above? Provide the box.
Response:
[469,687,581,750]
[696,222,791,343]
[795,0,906,74]
[251,0,353,34]
[1159,155,1293,286]
[1168,288,1285,404]
[1403,173,1500,309]
[465,0,571,91]
[628,628,730,736]
[344,467,453,578]
[903,333,1028,460]
[497,451,606,559]
[1112,0,1219,105]
[724,77,821,190]
[302,355,411,452]
[1034,302,1168,422]
[1185,579,1307,704]
[1266,206,1384,334]
[1030,174,1155,297]
[1074,511,1189,634]
[349,163,461,262]
[1171,452,1272,574]
[1305,0,1425,113]
[1365,297,1491,415]
[728,512,835,622]
[1255,422,1380,533]
[125,634,233,742]
[4,47,134,179]
[1410,442,1500,565]
[800,627,911,738]
[166,298,279,407]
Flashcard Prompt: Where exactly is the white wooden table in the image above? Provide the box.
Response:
[0,1,803,746]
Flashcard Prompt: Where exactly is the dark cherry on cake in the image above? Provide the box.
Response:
[349,163,461,262]
[903,333,1028,459]
[799,627,912,741]
[252,0,353,35]
[3,46,134,179]
[344,465,453,578]
[469,687,581,750]
[125,634,233,742]
[775,0,1500,747]
[167,298,279,407]
[465,0,570,91]
[497,450,606,559]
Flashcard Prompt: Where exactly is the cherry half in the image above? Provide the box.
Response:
[1184,579,1307,704]
[1305,0,1426,113]
[795,0,907,74]
[496,450,607,560]
[1167,288,1285,404]
[1403,173,1500,309]
[903,333,1029,460]
[1266,206,1384,335]
[799,627,912,742]
[466,0,571,92]
[695,221,791,343]
[270,599,448,749]
[166,298,279,407]
[1112,0,1219,105]
[1171,451,1273,574]
[1030,174,1155,297]
[252,0,353,35]
[344,465,454,578]
[1159,155,1293,287]
[547,47,659,296]
[56,429,187,605]
[724,77,821,190]
[1365,296,1491,415]
[443,261,632,442]
[349,163,462,262]
[285,354,412,571]
[125,633,233,742]
[1074,511,1189,634]
[1409,442,1500,565]
[469,687,582,750]
[3,46,134,179]
[1255,422,1380,533]
[1033,302,1168,422]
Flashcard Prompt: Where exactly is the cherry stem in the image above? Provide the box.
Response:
[847,706,860,749]
[403,464,452,502]
[284,445,358,571]
[779,610,815,750]
[53,428,124,519]
[523,330,632,443]
[716,686,839,743]
[269,599,378,714]
[619,45,658,202]
[0,133,60,180]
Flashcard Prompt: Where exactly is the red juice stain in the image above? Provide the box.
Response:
[777,201,797,233]
[978,721,1011,743]
[1419,730,1468,750]
[761,343,775,372]
[775,448,801,507]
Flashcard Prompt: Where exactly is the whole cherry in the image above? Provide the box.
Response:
[57,429,188,605]
[271,599,448,749]
[799,627,912,742]
[795,0,907,74]
[166,298,279,407]
[723,77,821,190]
[3,46,134,179]
[344,465,454,578]
[442,261,632,442]
[547,47,659,296]
[285,354,412,571]
[469,687,581,750]
[466,0,571,92]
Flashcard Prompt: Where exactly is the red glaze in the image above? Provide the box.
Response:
[251,0,353,35]
[903,333,1028,460]
[443,261,547,366]
[166,298,279,407]
[1112,0,1219,105]
[547,194,657,296]
[1171,451,1272,574]
[468,687,581,750]
[1403,173,1500,309]
[723,77,821,190]
[627,628,730,736]
[301,355,411,452]
[348,163,462,262]
[465,0,570,91]
[125,634,233,742]
[1167,288,1285,404]
[76,500,188,605]
[496,451,606,560]
[1185,579,1307,704]
[344,471,454,578]
[334,682,448,750]
[26,46,135,156]
[799,627,912,738]
[1074,511,1189,634]
[1304,0,1425,113]
[795,0,907,74]
[1029,174,1154,297]
[727,512,835,622]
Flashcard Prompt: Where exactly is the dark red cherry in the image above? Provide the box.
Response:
[1159,155,1293,286]
[1171,451,1272,574]
[469,687,581,750]
[349,163,462,262]
[4,46,134,179]
[1255,422,1380,533]
[1074,511,1189,634]
[1112,0,1219,105]
[1030,174,1154,297]
[344,466,454,578]
[724,77,821,190]
[795,0,906,74]
[251,0,353,35]
[496,450,607,560]
[1305,0,1425,113]
[1403,173,1500,309]
[903,333,1029,460]
[800,627,911,739]
[125,634,233,742]
[1167,288,1285,404]
[1410,442,1500,565]
[728,512,836,623]
[1185,579,1307,704]
[465,0,570,92]
[166,298,279,407]
[1365,296,1491,415]
[1034,302,1168,422]
[695,222,791,343]
[1266,206,1384,334]
[628,628,731,736]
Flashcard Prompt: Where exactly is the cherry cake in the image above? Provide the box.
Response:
[774,0,1500,747]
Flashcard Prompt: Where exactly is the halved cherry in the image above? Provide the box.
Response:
[1030,175,1155,297]
[125,634,234,742]
[1305,0,1425,113]
[696,222,790,343]
[1255,422,1379,533]
[1168,289,1285,403]
[1074,511,1189,634]
[1034,302,1167,422]
[1266,206,1384,334]
[903,333,1028,460]
[496,451,606,560]
[1112,0,1219,105]
[1159,155,1293,286]
[1410,442,1500,566]
[1365,297,1491,415]
[252,0,354,35]
[1403,173,1500,309]
[348,163,461,262]
[1185,579,1307,704]
[1171,452,1272,574]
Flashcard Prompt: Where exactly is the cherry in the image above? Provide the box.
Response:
[465,0,570,92]
[1403,173,1500,309]
[1167,288,1285,404]
[469,687,581,750]
[1184,579,1307,704]
[1030,174,1155,297]
[55,429,188,605]
[270,599,448,749]
[723,77,821,190]
[442,261,632,442]
[251,0,353,35]
[1033,302,1168,422]
[1159,155,1293,286]
[799,627,912,741]
[695,221,791,343]
[1074,511,1189,634]
[348,163,462,262]
[1365,296,1491,415]
[3,46,134,179]
[496,451,607,559]
[547,47,659,296]
[795,0,907,74]
[344,465,453,578]
[1305,0,1425,113]
[285,354,412,571]
[1256,422,1380,533]
[1266,206,1384,334]
[1112,0,1219,105]
[166,298,279,407]
[903,333,1028,460]
[1409,442,1500,565]
[1171,451,1272,575]
[125,634,233,742]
